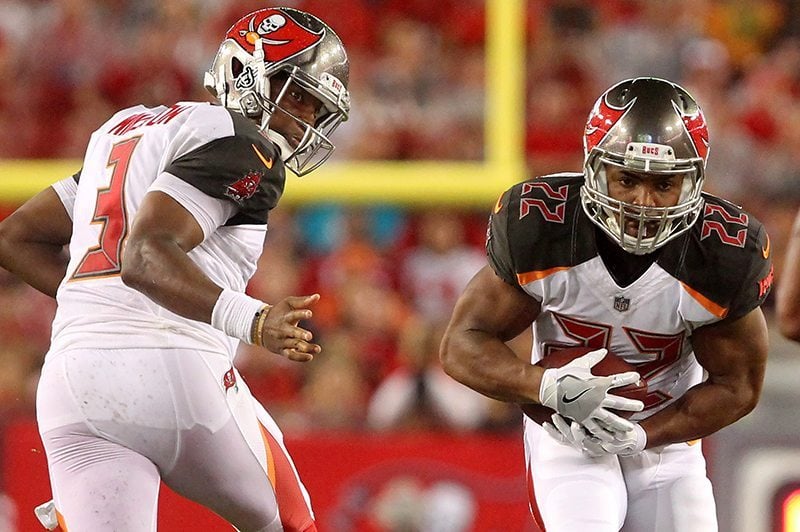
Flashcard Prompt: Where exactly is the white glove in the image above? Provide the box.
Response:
[543,413,605,458]
[585,422,648,457]
[538,348,644,434]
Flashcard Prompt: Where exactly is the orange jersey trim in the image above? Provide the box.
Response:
[258,423,277,488]
[517,266,569,285]
[257,421,317,531]
[681,282,728,318]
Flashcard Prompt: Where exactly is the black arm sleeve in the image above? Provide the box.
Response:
[165,119,285,226]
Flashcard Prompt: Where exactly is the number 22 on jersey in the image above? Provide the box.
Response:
[71,136,140,280]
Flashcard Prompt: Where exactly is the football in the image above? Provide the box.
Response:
[520,346,648,425]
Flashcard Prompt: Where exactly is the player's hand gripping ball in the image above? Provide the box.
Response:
[521,346,648,425]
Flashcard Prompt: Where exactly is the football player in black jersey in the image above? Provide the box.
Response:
[0,8,348,531]
[777,209,800,341]
[441,77,771,531]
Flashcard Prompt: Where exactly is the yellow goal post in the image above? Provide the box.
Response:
[0,0,526,208]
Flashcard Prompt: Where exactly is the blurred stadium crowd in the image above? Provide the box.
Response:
[1,0,799,434]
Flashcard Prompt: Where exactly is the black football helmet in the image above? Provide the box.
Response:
[205,7,350,175]
[581,77,709,254]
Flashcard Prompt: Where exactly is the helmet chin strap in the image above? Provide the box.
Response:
[266,130,294,161]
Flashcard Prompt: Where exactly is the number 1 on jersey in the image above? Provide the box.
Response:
[71,137,140,279]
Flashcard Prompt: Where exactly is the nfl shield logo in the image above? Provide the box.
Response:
[613,296,630,312]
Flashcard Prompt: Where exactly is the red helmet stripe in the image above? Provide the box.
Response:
[682,111,709,160]
[584,96,629,154]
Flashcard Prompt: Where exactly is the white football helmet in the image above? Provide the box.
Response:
[581,77,709,254]
[205,7,350,175]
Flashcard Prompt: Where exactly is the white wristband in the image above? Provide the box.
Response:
[211,288,267,344]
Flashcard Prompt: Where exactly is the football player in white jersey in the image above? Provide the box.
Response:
[0,7,349,531]
[440,78,772,531]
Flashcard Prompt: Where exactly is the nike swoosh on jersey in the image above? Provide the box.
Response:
[562,388,591,404]
[493,193,504,214]
[762,234,770,259]
[252,144,273,169]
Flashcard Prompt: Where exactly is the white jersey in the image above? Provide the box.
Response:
[50,101,286,359]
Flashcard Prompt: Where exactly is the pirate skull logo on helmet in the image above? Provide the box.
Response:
[259,14,286,34]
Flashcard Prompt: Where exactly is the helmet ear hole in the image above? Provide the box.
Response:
[231,57,244,79]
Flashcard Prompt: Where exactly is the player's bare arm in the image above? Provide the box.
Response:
[122,190,219,321]
[441,265,641,432]
[640,307,768,448]
[440,265,543,403]
[122,192,228,323]
[123,191,321,360]
[0,187,72,297]
[777,210,800,341]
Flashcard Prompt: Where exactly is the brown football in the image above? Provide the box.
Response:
[520,346,648,425]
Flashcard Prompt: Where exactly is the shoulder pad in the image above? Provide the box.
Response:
[164,110,286,225]
[660,194,772,319]
[486,173,595,286]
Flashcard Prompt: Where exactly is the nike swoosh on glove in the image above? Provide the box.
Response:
[538,348,644,434]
